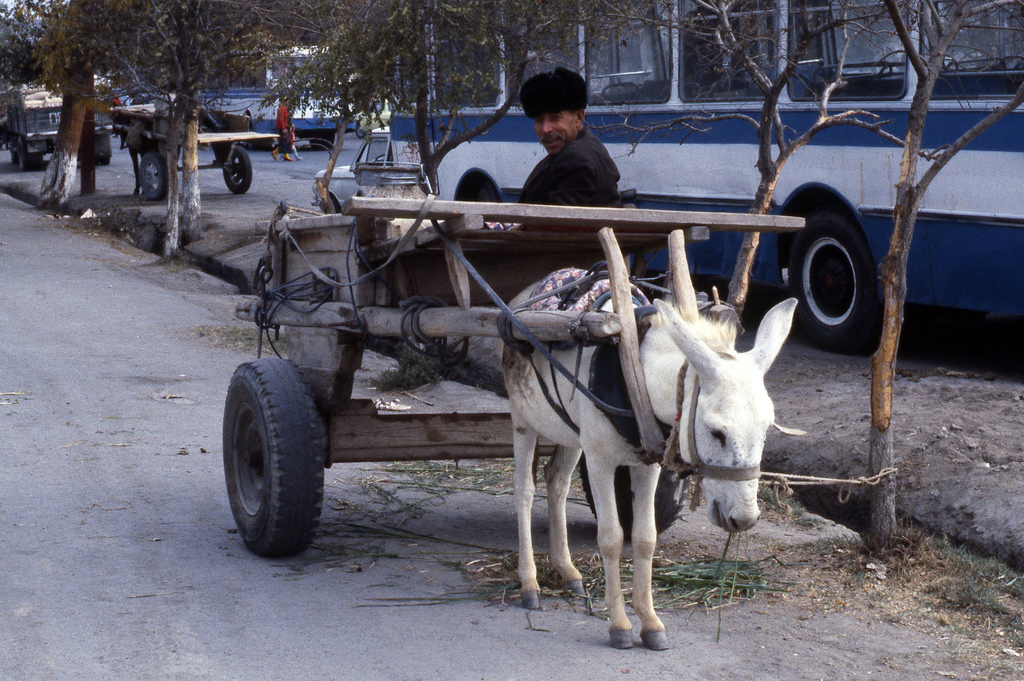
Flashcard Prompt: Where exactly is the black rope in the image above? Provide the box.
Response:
[399,296,469,367]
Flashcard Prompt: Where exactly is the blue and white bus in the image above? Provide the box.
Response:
[391,1,1024,353]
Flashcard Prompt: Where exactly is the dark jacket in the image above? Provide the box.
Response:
[519,128,621,207]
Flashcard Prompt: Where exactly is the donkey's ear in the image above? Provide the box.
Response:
[654,299,722,377]
[746,298,797,375]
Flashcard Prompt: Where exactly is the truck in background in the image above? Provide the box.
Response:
[2,88,112,171]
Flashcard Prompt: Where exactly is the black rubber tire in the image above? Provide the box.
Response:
[579,459,687,539]
[222,146,253,194]
[223,359,326,557]
[18,138,42,171]
[95,133,112,165]
[789,207,882,354]
[139,150,168,201]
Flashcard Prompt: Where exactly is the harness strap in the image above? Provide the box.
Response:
[434,223,633,418]
[529,354,580,435]
[661,362,761,511]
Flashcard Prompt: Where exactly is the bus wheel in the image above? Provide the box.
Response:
[789,208,881,353]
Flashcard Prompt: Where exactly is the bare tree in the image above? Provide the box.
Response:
[643,1,902,315]
[867,0,1024,548]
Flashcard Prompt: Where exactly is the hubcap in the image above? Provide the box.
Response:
[233,405,265,515]
[802,237,856,326]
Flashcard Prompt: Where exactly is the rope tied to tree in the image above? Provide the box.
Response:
[759,468,899,506]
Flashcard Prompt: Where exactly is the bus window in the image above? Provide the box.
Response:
[510,30,581,107]
[789,1,906,101]
[586,10,671,105]
[932,1,1024,99]
[680,0,775,102]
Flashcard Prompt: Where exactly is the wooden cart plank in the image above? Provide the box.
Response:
[197,131,277,144]
[328,405,556,462]
[342,196,804,233]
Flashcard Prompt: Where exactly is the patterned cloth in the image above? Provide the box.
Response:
[527,267,649,312]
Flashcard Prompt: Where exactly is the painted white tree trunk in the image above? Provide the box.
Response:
[163,143,181,257]
[38,151,78,208]
[182,112,201,243]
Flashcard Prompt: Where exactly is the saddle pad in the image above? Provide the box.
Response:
[528,267,649,312]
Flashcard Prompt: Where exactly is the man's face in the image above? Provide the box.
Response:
[534,109,585,155]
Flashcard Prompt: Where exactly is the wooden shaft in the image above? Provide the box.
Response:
[597,227,664,458]
[234,299,621,341]
[668,229,699,323]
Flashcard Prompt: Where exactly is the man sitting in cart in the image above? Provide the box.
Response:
[518,67,621,208]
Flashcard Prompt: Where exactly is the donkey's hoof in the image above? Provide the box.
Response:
[521,590,541,610]
[566,580,586,597]
[609,629,634,649]
[641,630,669,651]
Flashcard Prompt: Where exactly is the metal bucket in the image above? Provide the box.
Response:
[354,162,425,194]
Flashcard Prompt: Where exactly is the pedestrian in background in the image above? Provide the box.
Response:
[273,99,293,161]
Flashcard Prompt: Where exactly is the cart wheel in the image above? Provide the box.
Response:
[579,460,687,539]
[223,358,326,557]
[139,150,168,201]
[222,146,252,194]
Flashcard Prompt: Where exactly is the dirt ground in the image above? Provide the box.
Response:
[321,324,1024,680]
[11,186,1024,678]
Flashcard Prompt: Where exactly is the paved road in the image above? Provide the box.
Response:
[0,140,1004,680]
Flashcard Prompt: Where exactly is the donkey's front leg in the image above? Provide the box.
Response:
[586,455,633,648]
[544,445,585,596]
[630,464,668,650]
[512,421,542,610]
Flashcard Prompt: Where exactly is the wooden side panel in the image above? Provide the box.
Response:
[286,328,364,414]
[328,408,556,462]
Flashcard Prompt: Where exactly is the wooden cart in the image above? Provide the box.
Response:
[111,104,276,201]
[225,196,804,557]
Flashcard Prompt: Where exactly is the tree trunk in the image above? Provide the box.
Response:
[726,176,778,313]
[181,106,201,243]
[316,120,346,213]
[38,92,87,210]
[163,103,184,257]
[727,99,781,314]
[867,78,928,548]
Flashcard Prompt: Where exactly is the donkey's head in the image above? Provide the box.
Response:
[646,297,797,533]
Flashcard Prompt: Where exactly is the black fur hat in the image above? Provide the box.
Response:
[519,67,587,118]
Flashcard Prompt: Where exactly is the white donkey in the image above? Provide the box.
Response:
[502,289,796,650]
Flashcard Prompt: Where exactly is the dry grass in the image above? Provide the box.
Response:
[354,461,1024,673]
[191,324,264,354]
[770,525,1024,677]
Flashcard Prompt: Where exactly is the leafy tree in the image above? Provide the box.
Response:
[268,0,623,211]
[102,0,271,254]
[0,5,43,90]
[16,0,118,209]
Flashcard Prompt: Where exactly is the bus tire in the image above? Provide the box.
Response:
[139,150,168,201]
[222,146,253,194]
[789,208,882,354]
[223,359,326,557]
[579,459,686,539]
